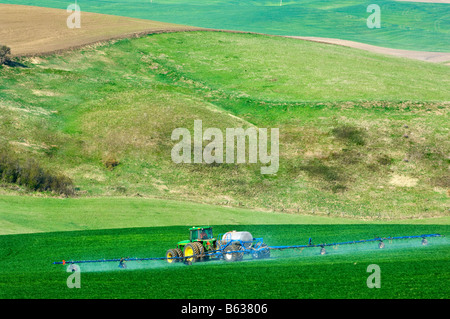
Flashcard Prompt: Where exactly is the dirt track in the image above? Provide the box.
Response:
[287,36,450,64]
[0,4,203,57]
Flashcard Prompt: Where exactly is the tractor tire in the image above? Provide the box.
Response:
[166,249,181,264]
[172,248,183,262]
[192,242,205,262]
[252,244,270,259]
[223,244,243,262]
[251,250,259,259]
[235,245,244,261]
[174,248,183,258]
[183,243,200,264]
[259,244,270,259]
[422,238,428,246]
[378,242,385,249]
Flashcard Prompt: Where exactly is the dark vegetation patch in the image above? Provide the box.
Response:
[0,146,74,195]
[331,124,366,146]
[0,45,11,65]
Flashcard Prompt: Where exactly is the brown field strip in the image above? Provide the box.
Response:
[0,4,203,57]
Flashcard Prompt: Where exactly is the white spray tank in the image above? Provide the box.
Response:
[222,231,253,248]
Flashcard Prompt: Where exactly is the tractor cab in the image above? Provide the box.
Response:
[175,226,216,254]
[190,226,213,241]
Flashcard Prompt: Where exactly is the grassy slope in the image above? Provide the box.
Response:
[0,224,448,298]
[3,0,450,52]
[0,196,364,235]
[144,32,450,102]
[2,195,449,236]
[1,32,449,219]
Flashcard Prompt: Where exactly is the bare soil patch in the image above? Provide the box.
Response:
[0,4,203,57]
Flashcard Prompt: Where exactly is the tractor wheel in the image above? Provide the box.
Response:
[173,248,183,262]
[260,244,270,259]
[422,238,428,246]
[183,243,200,264]
[252,244,270,259]
[378,241,385,249]
[235,245,244,261]
[223,244,243,262]
[320,247,326,255]
[166,249,180,264]
[174,248,183,258]
[192,242,205,262]
[252,250,260,259]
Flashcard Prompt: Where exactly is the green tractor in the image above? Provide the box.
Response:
[165,226,217,264]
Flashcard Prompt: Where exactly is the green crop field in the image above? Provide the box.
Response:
[3,0,450,52]
[0,224,448,299]
[0,2,449,302]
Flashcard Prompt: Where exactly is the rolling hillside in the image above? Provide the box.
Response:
[1,31,449,220]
